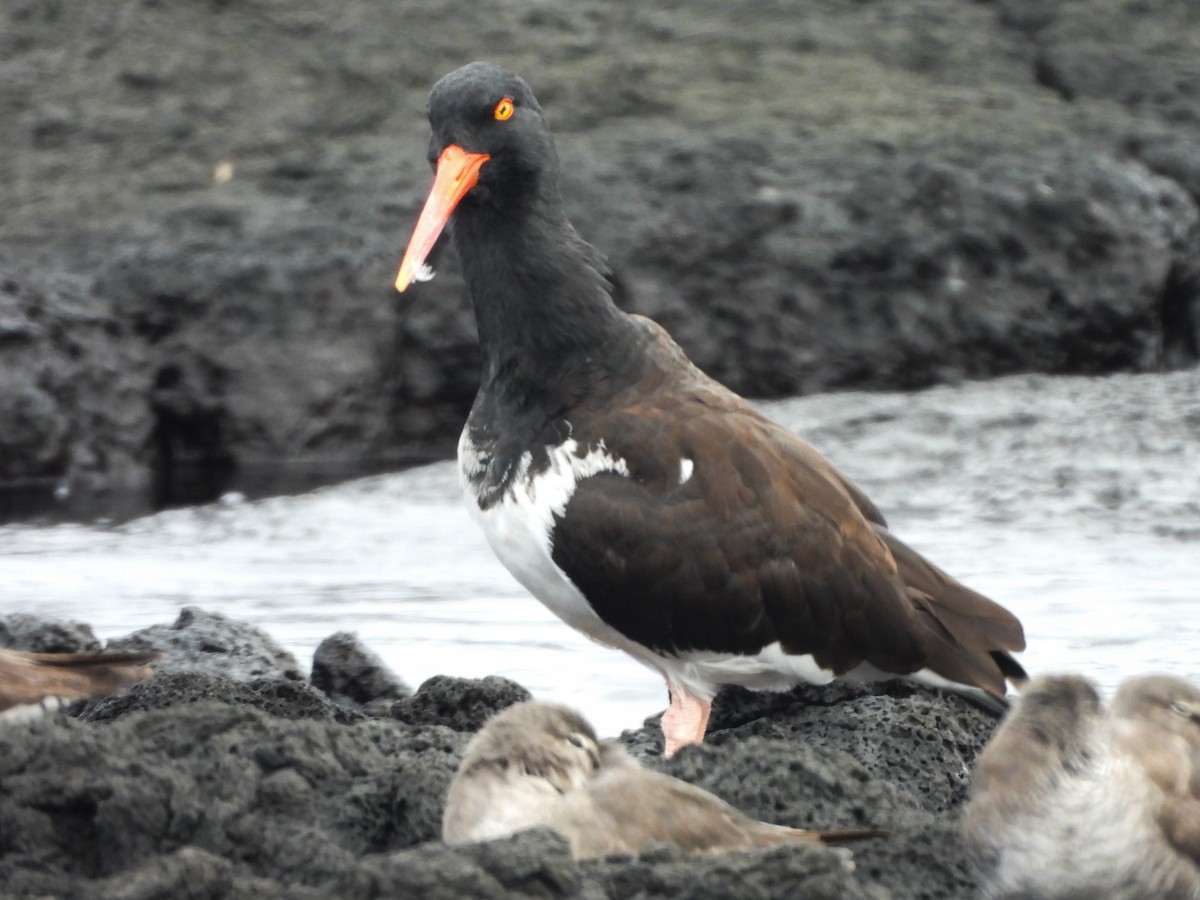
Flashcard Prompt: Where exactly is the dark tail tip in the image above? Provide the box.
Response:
[818,828,891,846]
[966,689,1010,717]
[992,650,1028,686]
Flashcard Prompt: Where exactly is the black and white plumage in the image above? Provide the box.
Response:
[442,700,886,858]
[395,61,1027,755]
[964,673,1200,900]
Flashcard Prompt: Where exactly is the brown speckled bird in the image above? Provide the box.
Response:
[0,648,158,717]
[964,673,1200,900]
[442,700,886,858]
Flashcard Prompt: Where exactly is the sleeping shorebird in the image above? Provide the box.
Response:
[964,673,1200,899]
[442,700,886,858]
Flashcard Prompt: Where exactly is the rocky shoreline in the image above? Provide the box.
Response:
[1,608,997,898]
[3,0,1198,512]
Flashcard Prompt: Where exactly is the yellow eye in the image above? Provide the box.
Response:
[494,97,514,121]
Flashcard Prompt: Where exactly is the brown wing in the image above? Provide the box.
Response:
[0,649,159,711]
[872,525,1027,687]
[551,767,882,857]
[1109,678,1200,866]
[1152,739,1200,865]
[835,470,888,528]
[551,338,1022,690]
[1157,777,1200,864]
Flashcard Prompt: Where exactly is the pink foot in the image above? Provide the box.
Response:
[661,685,712,757]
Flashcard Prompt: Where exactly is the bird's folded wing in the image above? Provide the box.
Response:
[0,649,159,711]
[552,767,799,856]
[24,650,160,669]
[1157,746,1200,865]
[550,396,930,674]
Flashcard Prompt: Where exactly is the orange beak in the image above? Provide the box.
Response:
[394,144,491,292]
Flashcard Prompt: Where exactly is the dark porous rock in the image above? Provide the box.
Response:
[4,0,1199,501]
[653,737,921,835]
[334,829,588,900]
[644,740,979,899]
[350,829,875,900]
[851,819,980,900]
[0,700,466,899]
[1021,0,1199,124]
[106,606,305,682]
[612,146,1197,395]
[0,267,153,497]
[341,828,879,899]
[389,674,532,732]
[76,671,360,725]
[88,846,243,900]
[612,681,1003,898]
[635,682,997,813]
[0,631,1000,899]
[581,841,879,900]
[0,612,102,653]
[311,631,411,714]
[707,682,1000,813]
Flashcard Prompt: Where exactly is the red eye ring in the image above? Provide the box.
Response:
[494,97,514,121]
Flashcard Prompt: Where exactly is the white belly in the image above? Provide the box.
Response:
[458,431,666,675]
[653,647,963,703]
[457,429,969,704]
[982,749,1194,899]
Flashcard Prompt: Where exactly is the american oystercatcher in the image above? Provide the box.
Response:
[443,700,886,857]
[395,62,1027,756]
[965,674,1200,899]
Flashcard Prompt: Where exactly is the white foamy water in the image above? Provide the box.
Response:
[2,370,1198,736]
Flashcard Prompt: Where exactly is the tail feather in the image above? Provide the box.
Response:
[876,526,1025,650]
[25,650,161,670]
[755,822,890,848]
[992,649,1029,686]
[808,827,891,847]
[872,525,1027,694]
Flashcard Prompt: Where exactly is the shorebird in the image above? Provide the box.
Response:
[964,673,1200,899]
[442,700,886,857]
[0,647,158,718]
[395,61,1027,756]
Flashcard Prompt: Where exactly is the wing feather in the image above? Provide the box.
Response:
[549,347,1022,690]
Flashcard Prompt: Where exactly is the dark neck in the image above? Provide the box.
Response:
[452,187,636,407]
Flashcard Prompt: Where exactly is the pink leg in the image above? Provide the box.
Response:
[660,683,712,757]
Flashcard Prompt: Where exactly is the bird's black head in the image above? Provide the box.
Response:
[396,62,560,291]
[427,62,554,186]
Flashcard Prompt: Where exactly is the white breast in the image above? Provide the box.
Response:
[458,430,666,674]
[442,766,564,844]
[458,429,974,706]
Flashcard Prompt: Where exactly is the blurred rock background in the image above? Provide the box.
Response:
[2,0,1197,513]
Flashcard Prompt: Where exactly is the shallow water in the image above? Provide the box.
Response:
[3,370,1198,736]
